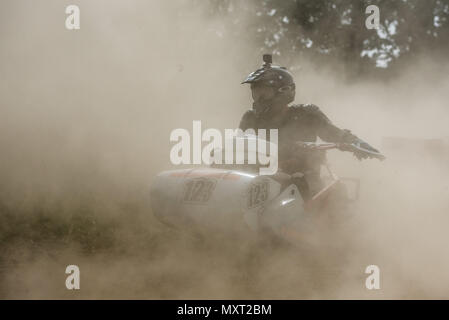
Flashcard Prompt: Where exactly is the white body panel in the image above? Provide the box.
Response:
[150,167,307,235]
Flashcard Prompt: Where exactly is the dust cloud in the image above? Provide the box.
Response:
[0,0,448,299]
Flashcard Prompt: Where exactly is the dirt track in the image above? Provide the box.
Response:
[1,0,449,299]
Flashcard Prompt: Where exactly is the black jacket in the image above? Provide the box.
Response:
[238,104,358,174]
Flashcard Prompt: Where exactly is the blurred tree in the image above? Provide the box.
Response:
[203,0,449,78]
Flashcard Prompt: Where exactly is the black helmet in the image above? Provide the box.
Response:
[242,54,295,87]
[242,54,296,114]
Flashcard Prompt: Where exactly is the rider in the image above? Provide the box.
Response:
[239,54,381,198]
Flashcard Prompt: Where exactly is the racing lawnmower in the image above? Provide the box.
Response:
[149,136,385,246]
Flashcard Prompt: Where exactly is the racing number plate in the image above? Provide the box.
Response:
[247,180,269,208]
[182,177,216,204]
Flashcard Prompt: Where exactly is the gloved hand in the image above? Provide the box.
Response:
[351,140,383,160]
[353,149,371,160]
[339,139,382,160]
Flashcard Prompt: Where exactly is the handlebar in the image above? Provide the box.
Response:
[295,141,386,161]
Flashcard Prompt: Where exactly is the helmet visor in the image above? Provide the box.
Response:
[250,83,276,103]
